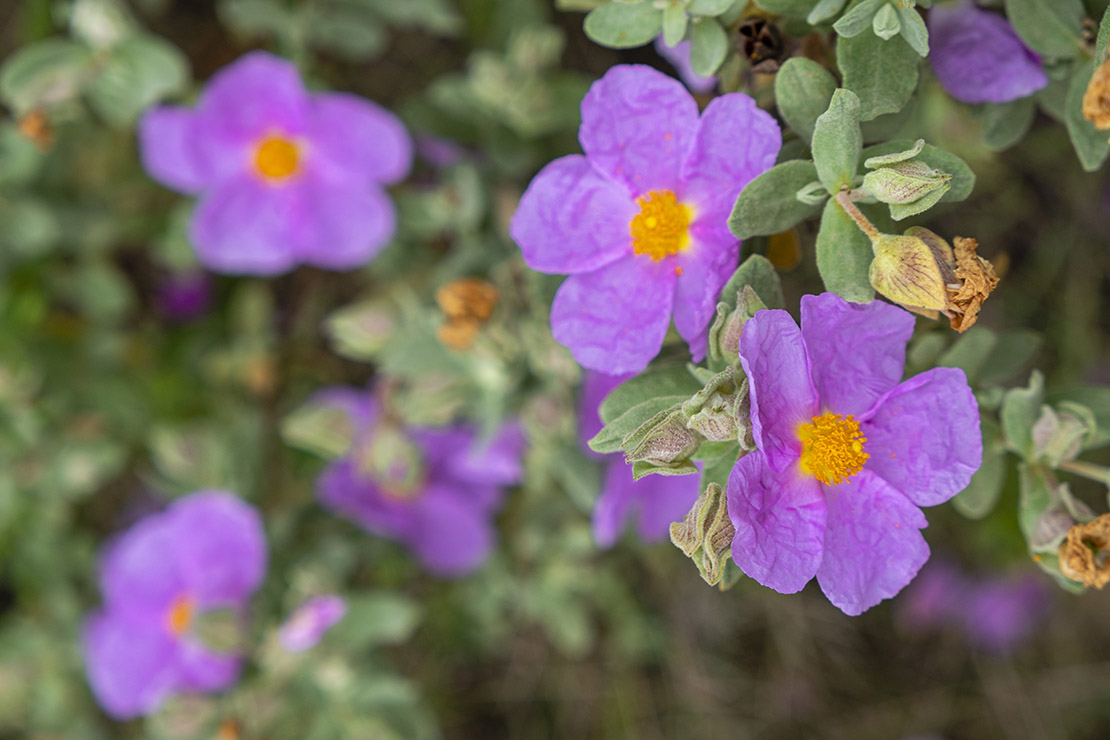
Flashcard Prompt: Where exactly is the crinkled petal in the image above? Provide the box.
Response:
[861,367,982,507]
[679,93,781,246]
[510,155,635,274]
[727,452,827,594]
[138,107,211,194]
[738,309,819,471]
[100,515,186,616]
[306,92,412,185]
[579,65,698,195]
[408,488,494,576]
[654,37,717,94]
[816,470,929,616]
[197,51,308,142]
[550,255,675,375]
[294,179,397,270]
[189,176,300,275]
[928,2,1047,104]
[444,421,526,488]
[176,640,241,692]
[800,293,915,417]
[168,491,267,610]
[317,459,414,539]
[83,612,181,720]
[673,236,739,362]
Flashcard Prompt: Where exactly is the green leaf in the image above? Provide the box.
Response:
[589,396,690,454]
[599,365,703,424]
[982,96,1036,150]
[688,0,735,15]
[584,1,662,49]
[977,329,1042,387]
[894,3,929,56]
[808,0,849,25]
[631,459,699,480]
[728,160,824,239]
[837,30,919,120]
[717,254,785,310]
[689,18,729,77]
[751,0,815,15]
[1046,385,1110,449]
[937,326,998,386]
[833,0,884,37]
[1064,59,1110,172]
[305,6,388,61]
[811,88,862,192]
[327,593,421,649]
[871,3,900,40]
[85,34,189,127]
[952,419,1006,519]
[662,4,689,47]
[219,0,296,39]
[775,57,837,141]
[815,197,874,302]
[1098,2,1110,62]
[1001,371,1045,458]
[0,38,93,113]
[699,447,741,491]
[1003,0,1083,59]
[860,139,974,202]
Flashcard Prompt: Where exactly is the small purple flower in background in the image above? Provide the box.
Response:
[156,270,212,322]
[580,371,700,548]
[510,64,780,374]
[727,293,982,615]
[139,51,412,275]
[279,595,347,653]
[83,491,267,719]
[654,37,717,94]
[415,133,465,170]
[315,387,525,577]
[928,1,1047,104]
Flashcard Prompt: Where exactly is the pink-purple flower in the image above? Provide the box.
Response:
[315,387,525,577]
[139,51,412,275]
[83,491,267,719]
[580,372,699,547]
[279,595,348,653]
[654,37,717,94]
[510,64,780,374]
[727,293,982,615]
[928,1,1047,104]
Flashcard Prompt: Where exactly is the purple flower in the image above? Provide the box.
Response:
[580,371,700,547]
[962,573,1049,652]
[315,387,525,577]
[510,65,781,374]
[83,491,267,719]
[727,293,982,615]
[139,51,412,275]
[156,271,212,322]
[279,595,347,653]
[654,37,717,94]
[928,1,1047,104]
[896,559,965,631]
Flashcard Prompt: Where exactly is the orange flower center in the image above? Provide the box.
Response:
[797,412,869,486]
[629,190,692,261]
[254,136,300,180]
[166,594,195,637]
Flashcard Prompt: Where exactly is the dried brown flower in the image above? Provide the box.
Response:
[1082,57,1110,131]
[435,278,499,350]
[1058,513,1110,589]
[945,237,998,333]
[17,108,54,151]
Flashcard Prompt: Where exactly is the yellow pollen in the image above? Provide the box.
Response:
[166,594,195,637]
[797,412,869,486]
[630,190,692,261]
[254,136,300,180]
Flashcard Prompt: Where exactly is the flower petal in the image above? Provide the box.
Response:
[317,459,413,539]
[928,2,1047,104]
[189,176,299,275]
[138,107,211,193]
[579,372,633,456]
[196,51,309,142]
[409,488,494,576]
[727,451,827,594]
[83,612,180,720]
[816,470,929,616]
[168,491,267,610]
[579,65,698,195]
[309,386,380,436]
[593,458,700,548]
[306,92,412,185]
[176,640,241,692]
[294,179,397,270]
[680,93,781,246]
[510,155,635,274]
[444,421,526,488]
[861,367,982,507]
[550,255,675,375]
[100,514,186,616]
[800,293,915,418]
[738,309,819,471]
[673,236,739,362]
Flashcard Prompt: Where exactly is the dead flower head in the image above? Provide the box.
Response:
[435,277,499,350]
[1082,57,1110,131]
[1058,513,1110,589]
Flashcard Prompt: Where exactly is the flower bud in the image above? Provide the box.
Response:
[622,405,702,465]
[353,427,426,500]
[707,286,766,366]
[862,160,951,206]
[868,233,948,312]
[325,300,395,361]
[669,482,738,588]
[281,401,358,460]
[1031,402,1096,467]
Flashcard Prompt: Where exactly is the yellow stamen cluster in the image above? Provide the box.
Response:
[797,412,869,486]
[629,189,692,261]
[254,136,300,180]
[166,594,195,637]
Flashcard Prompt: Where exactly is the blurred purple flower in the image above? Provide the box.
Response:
[139,51,412,275]
[315,387,525,577]
[580,371,699,548]
[156,271,212,322]
[896,559,965,631]
[510,64,780,374]
[83,491,267,719]
[727,293,982,615]
[654,37,717,94]
[415,133,465,169]
[928,1,1047,104]
[279,595,347,653]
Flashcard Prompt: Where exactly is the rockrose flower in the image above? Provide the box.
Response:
[727,293,982,615]
[139,51,412,275]
[279,595,347,653]
[654,37,717,94]
[580,372,700,547]
[83,491,267,719]
[315,387,524,576]
[510,64,780,374]
[928,1,1047,104]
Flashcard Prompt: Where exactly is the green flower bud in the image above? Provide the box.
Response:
[868,233,948,311]
[353,427,426,500]
[325,300,395,361]
[669,482,739,588]
[281,401,359,460]
[707,286,767,367]
[1031,402,1097,467]
[622,405,702,465]
[862,160,951,206]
